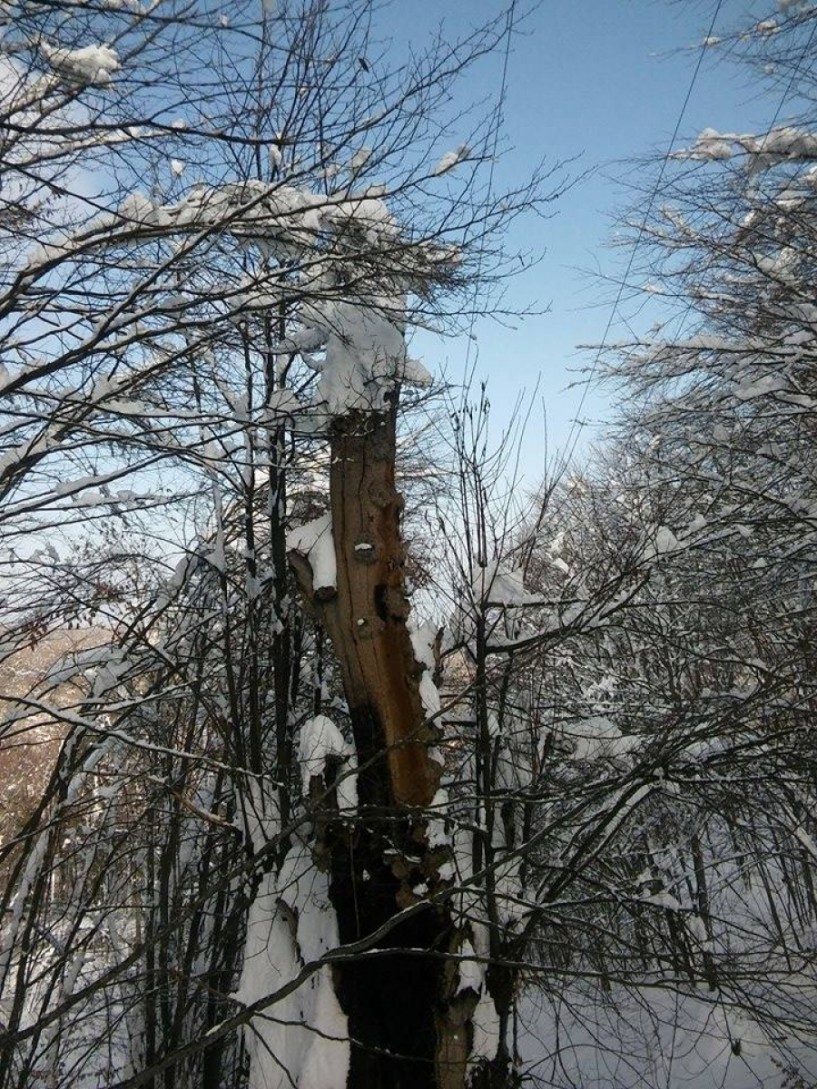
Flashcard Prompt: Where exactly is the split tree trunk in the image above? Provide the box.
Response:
[290,402,483,1089]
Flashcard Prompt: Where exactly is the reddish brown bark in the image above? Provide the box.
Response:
[289,404,440,808]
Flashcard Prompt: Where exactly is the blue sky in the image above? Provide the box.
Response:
[373,0,779,481]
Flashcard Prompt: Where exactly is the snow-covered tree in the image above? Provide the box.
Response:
[486,433,817,1086]
[529,3,817,1078]
[0,2,560,1087]
[599,0,817,802]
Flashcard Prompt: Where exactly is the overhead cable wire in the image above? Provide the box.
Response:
[462,0,516,381]
[559,0,725,469]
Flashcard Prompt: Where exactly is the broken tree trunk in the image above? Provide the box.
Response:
[289,401,486,1089]
[290,401,441,813]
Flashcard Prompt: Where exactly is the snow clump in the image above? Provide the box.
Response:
[299,714,358,813]
[287,514,337,593]
[433,145,470,176]
[39,42,121,85]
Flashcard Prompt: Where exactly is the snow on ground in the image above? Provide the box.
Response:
[518,983,817,1089]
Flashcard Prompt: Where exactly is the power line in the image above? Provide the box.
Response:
[559,0,724,469]
[462,0,516,380]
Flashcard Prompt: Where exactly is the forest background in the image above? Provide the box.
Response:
[1,2,816,1088]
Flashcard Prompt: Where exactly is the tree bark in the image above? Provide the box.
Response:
[290,403,483,1088]
[293,404,439,810]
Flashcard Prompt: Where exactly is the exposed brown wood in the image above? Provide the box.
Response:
[289,403,440,809]
[434,940,480,1089]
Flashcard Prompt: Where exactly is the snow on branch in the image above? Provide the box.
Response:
[38,41,121,86]
[284,297,432,417]
[675,125,817,167]
[287,514,337,594]
[471,560,533,607]
[299,714,358,814]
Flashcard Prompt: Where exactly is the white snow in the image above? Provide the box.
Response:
[655,525,678,553]
[568,715,638,763]
[433,145,470,176]
[118,191,157,224]
[410,620,441,716]
[678,125,817,164]
[455,939,484,995]
[39,41,121,86]
[299,714,358,813]
[319,300,405,413]
[643,525,679,560]
[793,825,817,861]
[310,299,429,415]
[236,846,350,1089]
[276,296,430,417]
[402,357,434,388]
[287,514,337,593]
[515,983,817,1089]
[733,372,788,400]
[676,127,734,161]
[641,890,683,911]
[348,146,372,173]
[427,787,450,849]
[469,987,501,1064]
[101,178,435,422]
[266,389,301,415]
[473,561,531,607]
